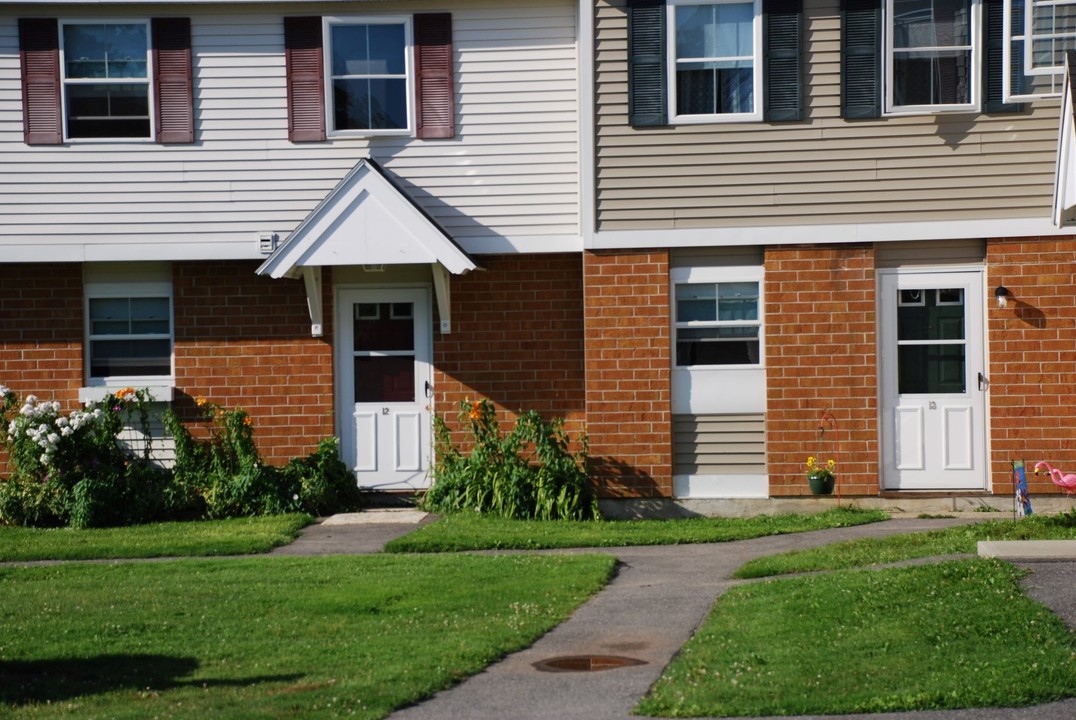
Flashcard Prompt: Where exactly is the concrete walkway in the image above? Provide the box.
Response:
[281,513,1076,720]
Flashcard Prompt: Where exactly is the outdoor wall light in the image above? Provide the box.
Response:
[994,285,1010,308]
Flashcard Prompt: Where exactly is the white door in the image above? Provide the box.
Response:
[879,270,987,490]
[336,287,432,490]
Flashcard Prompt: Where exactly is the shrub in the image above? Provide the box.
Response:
[421,399,597,520]
[167,399,360,519]
[0,386,173,528]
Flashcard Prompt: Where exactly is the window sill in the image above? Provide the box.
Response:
[79,384,174,404]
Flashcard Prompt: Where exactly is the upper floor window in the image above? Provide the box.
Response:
[674,281,762,366]
[61,22,151,140]
[284,14,454,142]
[628,0,803,127]
[669,0,764,122]
[886,0,978,113]
[1003,0,1074,100]
[18,17,194,145]
[327,17,411,134]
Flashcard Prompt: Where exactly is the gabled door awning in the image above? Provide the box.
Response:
[1054,51,1076,228]
[257,158,476,335]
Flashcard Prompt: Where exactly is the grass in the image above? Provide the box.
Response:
[0,553,616,719]
[638,559,1076,717]
[384,506,889,552]
[0,515,314,562]
[735,512,1076,578]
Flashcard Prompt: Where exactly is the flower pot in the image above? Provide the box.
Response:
[808,474,835,496]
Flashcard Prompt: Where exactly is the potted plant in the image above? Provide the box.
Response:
[806,455,836,495]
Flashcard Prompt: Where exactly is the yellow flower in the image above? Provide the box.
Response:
[827,459,836,470]
[806,456,816,469]
[195,397,209,408]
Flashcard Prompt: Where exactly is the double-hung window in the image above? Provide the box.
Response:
[885,0,978,112]
[60,21,151,139]
[1003,0,1076,100]
[84,264,173,385]
[326,17,411,133]
[674,281,762,366]
[669,0,764,122]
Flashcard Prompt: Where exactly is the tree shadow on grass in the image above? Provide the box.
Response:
[0,654,302,706]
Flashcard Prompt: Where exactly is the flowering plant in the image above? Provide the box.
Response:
[806,455,836,482]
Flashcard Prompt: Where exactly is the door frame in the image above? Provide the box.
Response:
[877,267,990,491]
[333,283,434,489]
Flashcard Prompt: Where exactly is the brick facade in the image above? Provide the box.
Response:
[173,261,335,464]
[433,253,586,442]
[0,263,83,406]
[582,250,672,497]
[765,245,879,496]
[987,238,1076,496]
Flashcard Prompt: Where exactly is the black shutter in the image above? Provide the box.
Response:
[628,0,667,127]
[18,18,62,145]
[414,13,455,139]
[763,0,803,121]
[152,18,195,144]
[284,16,325,142]
[841,0,881,119]
[983,0,1024,112]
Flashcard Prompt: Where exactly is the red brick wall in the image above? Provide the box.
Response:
[433,253,586,440]
[0,263,83,406]
[582,250,672,498]
[987,238,1076,495]
[765,245,878,496]
[173,261,334,464]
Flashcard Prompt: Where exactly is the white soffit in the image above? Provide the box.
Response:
[1054,51,1076,229]
[257,158,476,279]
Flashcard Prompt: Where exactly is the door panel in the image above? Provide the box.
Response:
[337,287,432,491]
[880,271,986,490]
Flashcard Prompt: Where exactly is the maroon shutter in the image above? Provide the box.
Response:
[414,13,455,139]
[152,18,195,144]
[18,18,62,145]
[284,16,325,142]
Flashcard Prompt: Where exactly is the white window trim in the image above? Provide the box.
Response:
[666,0,764,124]
[1003,0,1071,101]
[323,15,415,138]
[671,265,764,370]
[84,280,175,389]
[58,19,155,143]
[883,0,981,115]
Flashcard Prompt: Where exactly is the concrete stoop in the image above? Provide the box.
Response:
[978,540,1076,560]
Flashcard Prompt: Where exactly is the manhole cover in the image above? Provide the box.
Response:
[532,655,648,673]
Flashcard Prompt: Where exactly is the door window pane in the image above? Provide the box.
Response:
[898,344,966,393]
[354,303,414,352]
[355,356,414,402]
[897,288,964,341]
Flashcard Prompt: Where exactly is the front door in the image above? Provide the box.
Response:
[336,287,432,490]
[879,270,987,490]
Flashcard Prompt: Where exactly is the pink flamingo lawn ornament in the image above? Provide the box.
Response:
[1033,461,1076,494]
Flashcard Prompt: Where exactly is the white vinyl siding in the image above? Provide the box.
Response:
[0,0,579,259]
[595,0,1058,232]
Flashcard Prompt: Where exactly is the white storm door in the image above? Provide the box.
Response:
[337,287,432,491]
[880,271,987,490]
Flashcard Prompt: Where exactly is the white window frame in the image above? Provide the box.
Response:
[666,0,764,124]
[884,0,981,114]
[58,19,154,143]
[1003,0,1073,100]
[84,281,174,388]
[323,15,414,138]
[672,268,764,370]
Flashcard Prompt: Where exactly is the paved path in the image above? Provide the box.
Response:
[282,513,1076,720]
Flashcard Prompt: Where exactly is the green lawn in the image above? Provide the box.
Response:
[736,512,1076,578]
[639,559,1076,717]
[0,553,616,719]
[0,515,314,562]
[385,507,889,552]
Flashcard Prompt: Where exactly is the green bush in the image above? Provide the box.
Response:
[0,386,173,528]
[421,399,597,520]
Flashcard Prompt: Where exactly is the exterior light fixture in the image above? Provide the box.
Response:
[994,285,1010,308]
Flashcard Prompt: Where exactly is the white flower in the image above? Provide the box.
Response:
[46,433,59,445]
[25,395,36,404]
[49,401,60,413]
[60,426,73,437]
[39,453,49,465]
[55,416,68,428]
[293,494,299,501]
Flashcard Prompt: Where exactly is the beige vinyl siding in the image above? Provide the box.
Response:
[0,0,579,258]
[595,0,1059,231]
[673,414,767,475]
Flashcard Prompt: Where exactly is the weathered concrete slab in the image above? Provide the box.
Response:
[978,540,1076,560]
